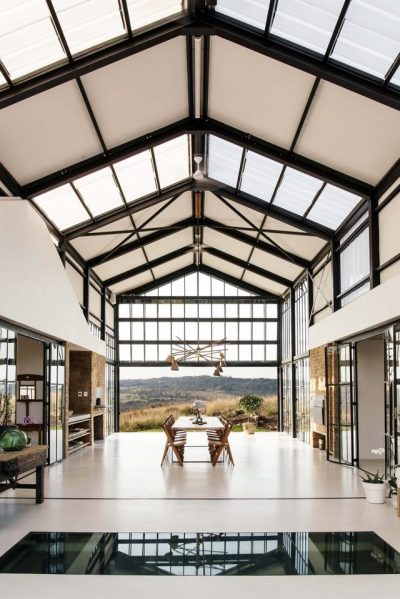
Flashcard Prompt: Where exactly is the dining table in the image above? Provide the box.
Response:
[171,416,224,463]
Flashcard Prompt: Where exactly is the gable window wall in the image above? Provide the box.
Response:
[336,218,370,308]
[117,273,278,367]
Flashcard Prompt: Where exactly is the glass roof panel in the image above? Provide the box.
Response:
[207,135,243,188]
[240,150,283,202]
[153,135,190,189]
[215,0,270,31]
[73,167,124,217]
[34,184,90,231]
[0,72,7,87]
[0,0,66,80]
[52,0,126,56]
[331,0,400,79]
[270,0,344,55]
[114,150,157,203]
[128,0,185,32]
[306,184,361,229]
[273,167,323,215]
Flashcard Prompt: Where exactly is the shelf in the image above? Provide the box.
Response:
[68,413,91,425]
[68,429,90,442]
[68,441,90,455]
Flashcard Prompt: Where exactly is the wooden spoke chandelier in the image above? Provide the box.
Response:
[166,337,228,376]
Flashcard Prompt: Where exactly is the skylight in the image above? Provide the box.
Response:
[0,72,7,87]
[0,0,66,80]
[240,150,283,201]
[33,184,90,231]
[127,0,185,32]
[153,135,190,189]
[390,65,400,87]
[207,135,243,188]
[51,0,126,56]
[273,167,323,215]
[306,184,361,229]
[270,0,344,55]
[113,151,157,203]
[73,167,124,217]
[331,0,400,79]
[215,0,270,31]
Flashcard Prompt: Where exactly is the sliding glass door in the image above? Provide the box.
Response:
[384,326,400,476]
[45,343,65,464]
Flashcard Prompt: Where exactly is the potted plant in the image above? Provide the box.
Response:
[238,394,263,434]
[358,448,387,504]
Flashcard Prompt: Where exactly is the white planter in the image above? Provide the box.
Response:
[242,422,256,435]
[362,481,387,504]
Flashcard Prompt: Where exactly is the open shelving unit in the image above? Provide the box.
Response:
[67,413,91,455]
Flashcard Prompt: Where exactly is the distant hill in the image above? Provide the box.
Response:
[120,376,277,411]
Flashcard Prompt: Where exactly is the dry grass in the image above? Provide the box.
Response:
[120,396,277,432]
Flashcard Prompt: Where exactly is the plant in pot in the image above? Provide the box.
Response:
[238,394,263,434]
[358,448,387,504]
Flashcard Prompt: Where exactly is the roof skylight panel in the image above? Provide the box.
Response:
[331,0,400,79]
[127,0,185,32]
[207,135,243,188]
[273,167,323,215]
[240,150,283,201]
[73,167,124,217]
[153,135,190,188]
[113,150,157,203]
[34,184,91,231]
[0,0,66,80]
[215,0,270,31]
[306,185,361,229]
[51,0,126,56]
[390,65,400,87]
[270,0,344,55]
[0,71,7,87]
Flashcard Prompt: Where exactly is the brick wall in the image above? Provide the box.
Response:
[310,345,327,449]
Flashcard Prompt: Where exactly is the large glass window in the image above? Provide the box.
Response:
[294,278,308,357]
[339,226,370,307]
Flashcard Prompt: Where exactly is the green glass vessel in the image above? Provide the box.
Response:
[0,428,28,451]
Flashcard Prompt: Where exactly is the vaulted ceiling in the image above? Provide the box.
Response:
[0,1,399,297]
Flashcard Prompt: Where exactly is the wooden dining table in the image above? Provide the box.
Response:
[171,416,224,463]
[171,416,224,432]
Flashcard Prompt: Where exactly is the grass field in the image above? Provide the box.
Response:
[120,395,277,432]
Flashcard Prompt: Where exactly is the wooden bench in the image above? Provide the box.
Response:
[0,445,47,504]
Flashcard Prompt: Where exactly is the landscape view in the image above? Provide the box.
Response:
[119,375,278,432]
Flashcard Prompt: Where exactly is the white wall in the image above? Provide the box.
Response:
[0,199,105,355]
[309,270,400,348]
[357,339,385,461]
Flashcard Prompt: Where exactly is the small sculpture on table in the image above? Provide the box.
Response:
[192,400,207,425]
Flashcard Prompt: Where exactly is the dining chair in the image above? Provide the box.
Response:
[160,416,187,466]
[208,418,234,466]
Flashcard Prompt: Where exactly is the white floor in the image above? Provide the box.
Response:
[1,432,399,597]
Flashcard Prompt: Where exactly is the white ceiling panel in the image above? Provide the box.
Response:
[148,192,192,227]
[70,228,134,261]
[250,248,303,280]
[202,254,244,280]
[265,231,325,261]
[242,271,287,296]
[0,81,102,184]
[93,247,145,280]
[204,192,264,231]
[209,37,316,149]
[110,270,153,294]
[203,228,251,262]
[82,37,188,147]
[89,216,134,234]
[296,80,400,185]
[152,255,193,280]
[131,199,172,228]
[145,228,193,261]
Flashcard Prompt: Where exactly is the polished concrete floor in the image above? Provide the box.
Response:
[1,432,399,597]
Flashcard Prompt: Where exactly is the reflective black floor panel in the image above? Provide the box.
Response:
[0,532,399,576]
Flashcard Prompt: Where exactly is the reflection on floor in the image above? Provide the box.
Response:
[1,433,400,597]
[1,531,399,576]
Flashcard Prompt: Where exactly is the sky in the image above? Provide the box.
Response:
[120,366,278,380]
